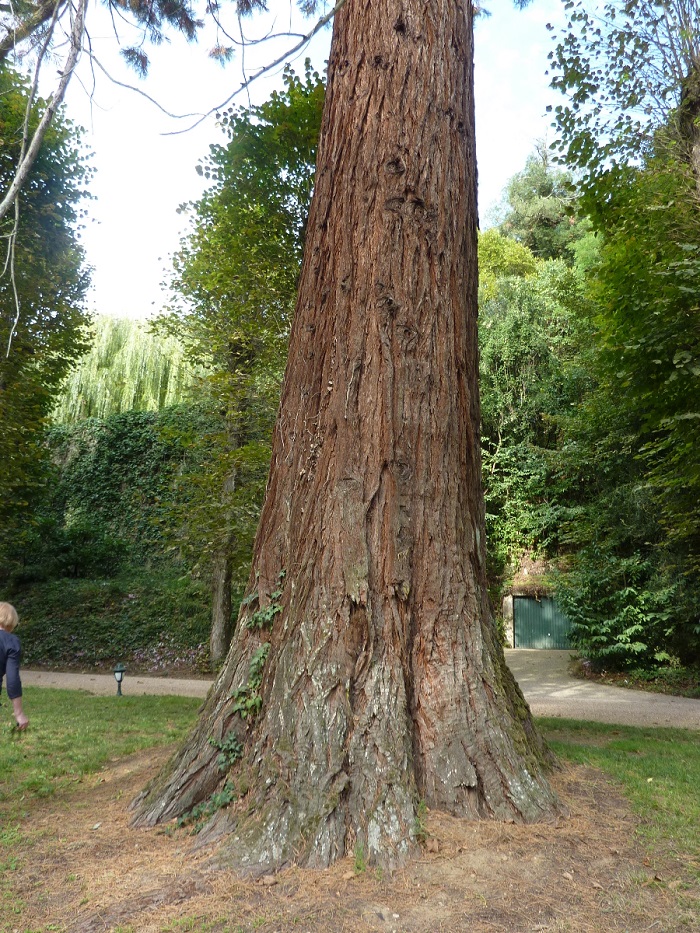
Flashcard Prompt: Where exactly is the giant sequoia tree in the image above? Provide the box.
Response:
[133,0,560,870]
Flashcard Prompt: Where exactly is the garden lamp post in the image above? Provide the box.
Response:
[113,663,126,696]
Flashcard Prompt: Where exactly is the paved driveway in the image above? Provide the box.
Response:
[21,650,700,730]
[505,649,700,730]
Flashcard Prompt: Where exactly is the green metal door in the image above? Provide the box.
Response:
[513,597,572,649]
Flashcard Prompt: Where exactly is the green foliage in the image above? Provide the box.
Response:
[493,144,588,261]
[230,642,270,719]
[611,666,700,699]
[3,404,222,674]
[479,258,593,576]
[413,799,428,844]
[588,160,700,563]
[12,569,211,672]
[533,4,700,668]
[48,406,218,565]
[2,411,173,578]
[209,732,244,771]
[478,228,539,304]
[557,547,681,668]
[242,571,285,630]
[161,62,324,374]
[177,781,237,831]
[547,0,700,191]
[53,316,196,423]
[153,65,324,595]
[245,601,282,632]
[13,67,325,672]
[53,514,128,580]
[353,843,367,874]
[0,65,91,534]
[482,122,699,667]
[549,150,700,667]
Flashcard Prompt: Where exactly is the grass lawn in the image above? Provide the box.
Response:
[1,693,699,932]
[539,717,700,872]
[1,691,697,870]
[0,687,201,819]
[0,688,201,927]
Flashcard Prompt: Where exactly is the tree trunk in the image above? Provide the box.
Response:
[132,0,561,871]
[209,466,238,668]
[209,543,234,668]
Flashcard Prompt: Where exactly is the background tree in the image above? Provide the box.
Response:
[479,247,593,581]
[0,65,90,544]
[551,150,700,667]
[477,227,538,303]
[548,0,700,193]
[133,0,560,870]
[545,0,700,666]
[54,316,196,423]
[155,64,324,664]
[494,142,587,261]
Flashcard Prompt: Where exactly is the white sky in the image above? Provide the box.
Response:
[59,0,568,319]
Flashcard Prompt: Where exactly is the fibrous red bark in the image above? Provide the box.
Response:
[132,0,561,872]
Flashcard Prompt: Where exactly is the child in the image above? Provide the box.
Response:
[0,602,29,731]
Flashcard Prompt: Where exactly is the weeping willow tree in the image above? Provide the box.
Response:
[53,317,196,423]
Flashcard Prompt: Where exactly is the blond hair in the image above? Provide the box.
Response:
[0,602,19,632]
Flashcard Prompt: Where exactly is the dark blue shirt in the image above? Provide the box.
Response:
[0,629,22,700]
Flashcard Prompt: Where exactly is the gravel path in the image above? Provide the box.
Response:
[21,649,700,730]
[21,668,212,698]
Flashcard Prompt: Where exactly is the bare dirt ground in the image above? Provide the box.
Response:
[7,746,699,933]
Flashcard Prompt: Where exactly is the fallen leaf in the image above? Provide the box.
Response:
[592,881,603,890]
[563,871,574,881]
[426,838,439,853]
[261,874,277,886]
[342,871,355,881]
[91,823,101,831]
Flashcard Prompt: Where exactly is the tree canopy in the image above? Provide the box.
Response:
[54,316,196,423]
[486,0,700,667]
[548,0,700,193]
[494,143,587,261]
[154,64,324,662]
[0,65,90,532]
